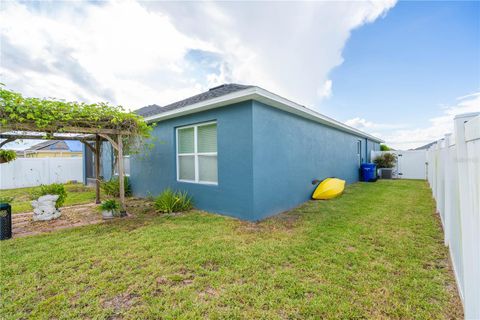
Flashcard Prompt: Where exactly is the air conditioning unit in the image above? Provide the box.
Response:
[380,168,394,179]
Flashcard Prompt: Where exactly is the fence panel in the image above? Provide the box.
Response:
[0,157,83,189]
[371,150,427,179]
[426,113,479,319]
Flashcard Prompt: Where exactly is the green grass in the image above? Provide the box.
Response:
[0,183,97,213]
[0,180,461,319]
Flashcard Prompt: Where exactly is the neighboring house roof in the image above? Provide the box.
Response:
[135,104,163,117]
[26,140,82,152]
[140,83,383,143]
[414,141,438,150]
[27,140,67,151]
[414,138,448,150]
[64,140,83,152]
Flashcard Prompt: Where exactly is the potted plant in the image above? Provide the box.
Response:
[99,199,120,219]
[373,153,397,179]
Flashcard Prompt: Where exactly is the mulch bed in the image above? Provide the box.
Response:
[12,203,105,238]
[11,198,155,238]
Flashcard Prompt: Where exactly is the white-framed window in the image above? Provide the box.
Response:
[176,121,218,185]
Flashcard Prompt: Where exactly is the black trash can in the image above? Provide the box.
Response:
[0,203,12,240]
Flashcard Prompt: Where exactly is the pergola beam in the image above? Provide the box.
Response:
[0,133,98,142]
[79,140,96,153]
[1,124,129,135]
[117,134,126,214]
[1,127,132,216]
[98,133,119,151]
[0,138,16,148]
[95,135,101,204]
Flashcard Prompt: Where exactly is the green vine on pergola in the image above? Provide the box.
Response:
[0,86,151,151]
[0,85,153,213]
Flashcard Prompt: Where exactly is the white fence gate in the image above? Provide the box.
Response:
[371,150,427,179]
[0,157,83,189]
[427,112,480,319]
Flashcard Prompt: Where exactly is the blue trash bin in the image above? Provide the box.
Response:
[360,163,377,182]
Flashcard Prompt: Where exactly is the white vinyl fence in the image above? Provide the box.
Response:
[371,150,427,179]
[427,112,480,319]
[0,157,83,189]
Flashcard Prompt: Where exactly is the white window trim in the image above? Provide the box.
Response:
[176,121,218,185]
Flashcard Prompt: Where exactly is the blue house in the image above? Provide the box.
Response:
[128,84,382,221]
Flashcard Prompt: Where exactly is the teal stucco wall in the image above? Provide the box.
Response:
[251,101,379,219]
[130,101,255,219]
[129,100,380,220]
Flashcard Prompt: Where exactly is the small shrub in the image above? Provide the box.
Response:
[33,183,67,208]
[374,153,397,169]
[154,188,193,213]
[0,196,14,204]
[100,176,131,197]
[99,199,120,212]
[0,150,16,163]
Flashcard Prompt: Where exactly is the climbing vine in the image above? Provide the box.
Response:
[0,150,16,163]
[0,86,153,153]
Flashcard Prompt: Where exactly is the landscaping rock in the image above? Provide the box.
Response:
[31,195,61,221]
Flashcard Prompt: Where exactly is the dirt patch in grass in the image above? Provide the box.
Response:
[101,292,139,313]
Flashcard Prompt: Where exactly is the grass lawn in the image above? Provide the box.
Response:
[0,180,461,319]
[0,183,97,213]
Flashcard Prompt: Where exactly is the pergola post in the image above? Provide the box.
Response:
[117,134,126,215]
[95,134,101,204]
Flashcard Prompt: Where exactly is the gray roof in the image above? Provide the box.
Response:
[137,84,253,118]
[135,104,163,117]
[27,140,67,151]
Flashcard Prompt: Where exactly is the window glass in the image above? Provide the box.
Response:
[178,127,194,154]
[177,122,218,184]
[178,155,195,181]
[198,155,218,183]
[198,123,217,153]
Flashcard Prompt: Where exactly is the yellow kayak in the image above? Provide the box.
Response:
[312,178,345,200]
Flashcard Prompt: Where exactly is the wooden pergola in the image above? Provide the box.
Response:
[0,125,130,213]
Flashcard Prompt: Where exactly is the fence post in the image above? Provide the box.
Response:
[454,113,479,319]
[438,139,446,224]
[443,134,452,246]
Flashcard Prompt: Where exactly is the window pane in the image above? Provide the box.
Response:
[198,123,217,153]
[179,155,195,180]
[178,127,194,154]
[198,155,217,183]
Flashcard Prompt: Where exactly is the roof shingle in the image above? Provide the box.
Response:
[136,84,252,118]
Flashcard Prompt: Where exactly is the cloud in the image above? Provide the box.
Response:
[0,0,396,110]
[144,1,397,107]
[0,1,213,108]
[317,80,333,99]
[345,117,407,131]
[345,92,480,150]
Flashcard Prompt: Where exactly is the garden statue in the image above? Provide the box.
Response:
[31,195,61,221]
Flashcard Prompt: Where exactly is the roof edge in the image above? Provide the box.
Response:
[144,87,384,143]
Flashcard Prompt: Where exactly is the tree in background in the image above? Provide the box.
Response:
[380,144,391,151]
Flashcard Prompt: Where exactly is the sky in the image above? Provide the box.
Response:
[0,0,479,150]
